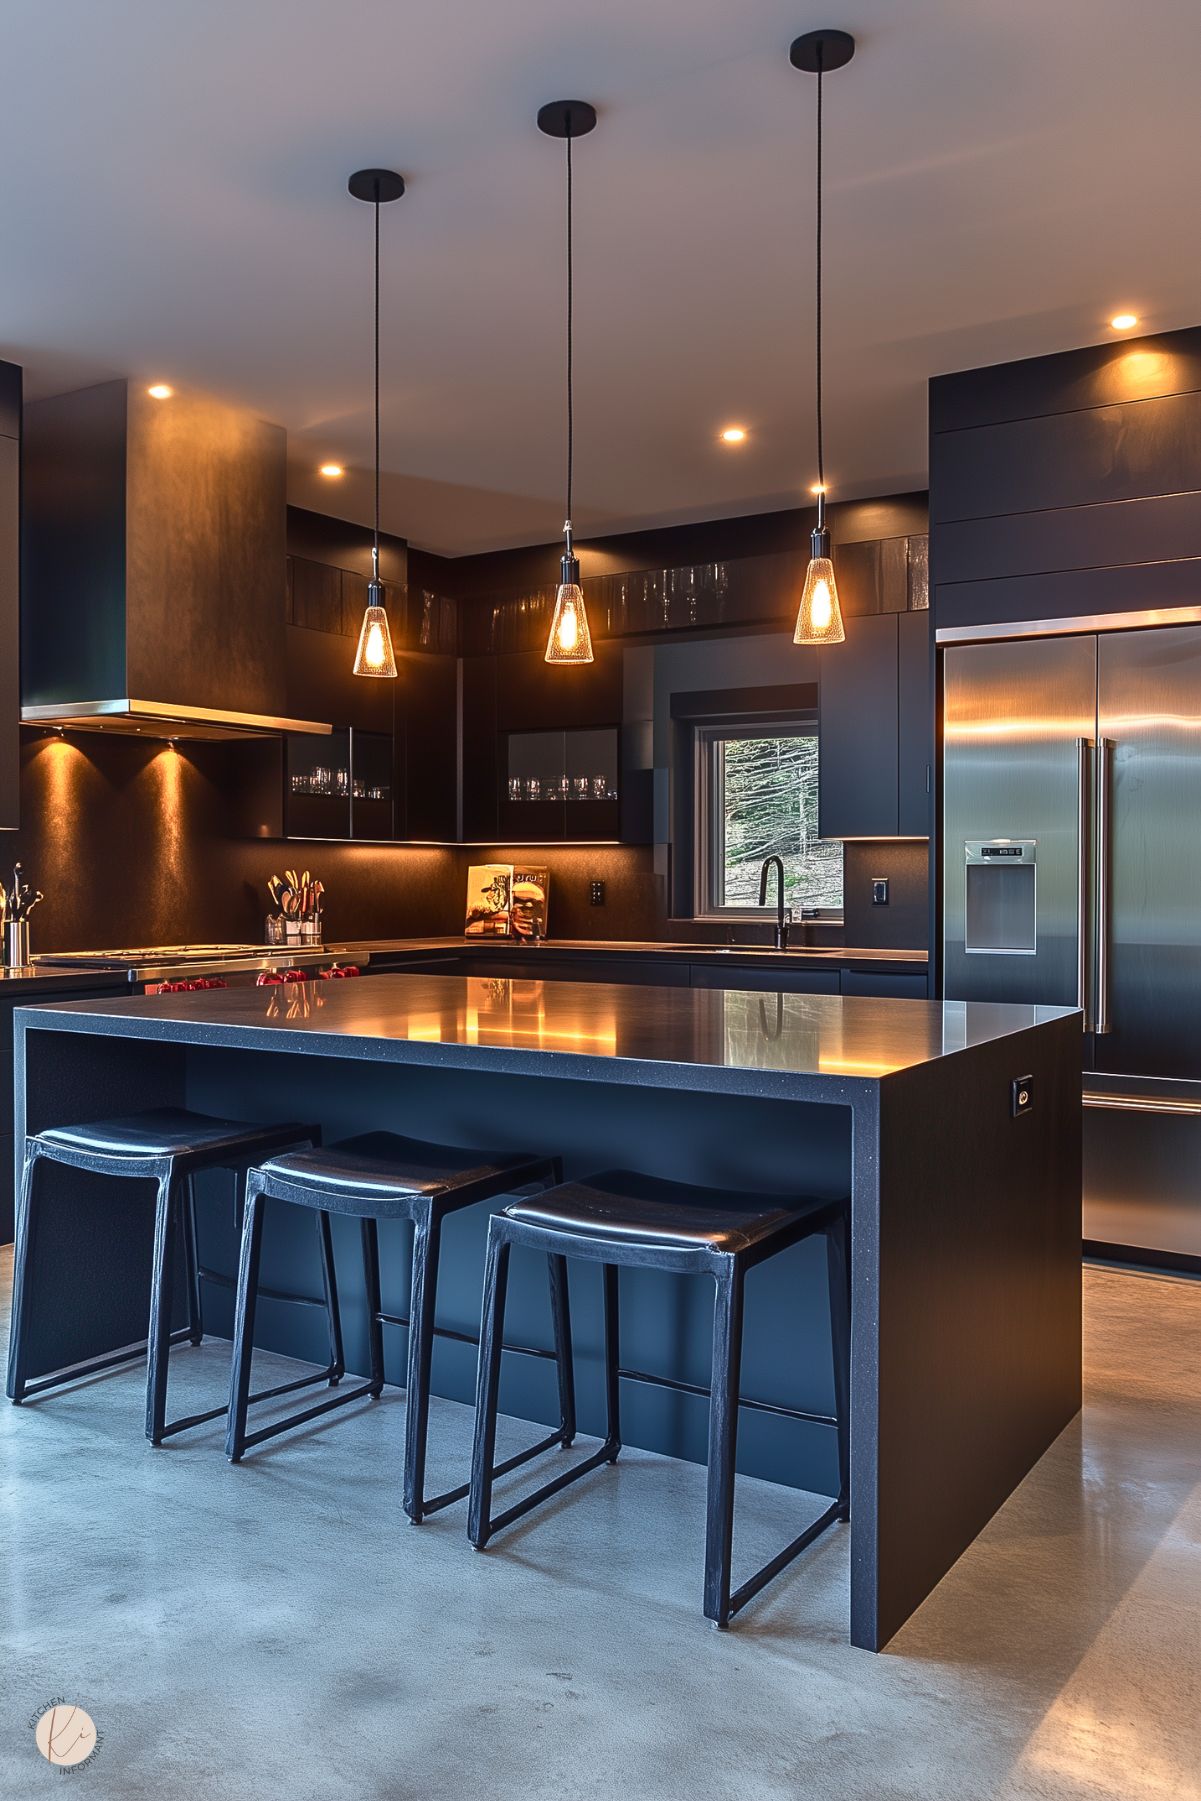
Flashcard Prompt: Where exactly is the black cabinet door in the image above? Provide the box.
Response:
[688,964,840,993]
[841,969,928,999]
[818,614,900,840]
[461,655,498,842]
[897,611,932,837]
[402,653,458,841]
[0,432,17,832]
[495,643,623,731]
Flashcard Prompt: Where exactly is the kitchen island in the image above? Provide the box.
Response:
[8,975,1081,1650]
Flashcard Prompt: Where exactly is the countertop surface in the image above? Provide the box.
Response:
[333,937,929,967]
[22,972,1073,1098]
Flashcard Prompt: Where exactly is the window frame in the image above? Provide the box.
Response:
[691,714,844,922]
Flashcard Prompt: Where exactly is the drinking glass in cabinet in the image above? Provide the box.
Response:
[592,775,608,801]
[509,777,523,802]
[525,777,541,802]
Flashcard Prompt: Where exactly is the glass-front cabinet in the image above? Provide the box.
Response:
[285,729,393,840]
[500,727,619,840]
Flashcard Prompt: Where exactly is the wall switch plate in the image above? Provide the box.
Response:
[1011,1075,1034,1118]
[871,877,889,906]
[590,880,606,906]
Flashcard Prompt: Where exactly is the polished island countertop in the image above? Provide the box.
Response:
[24,972,1072,1100]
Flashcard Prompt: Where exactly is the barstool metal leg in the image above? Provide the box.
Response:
[548,1254,576,1447]
[181,1174,204,1346]
[6,1147,41,1404]
[316,1210,345,1384]
[704,1259,745,1627]
[360,1217,385,1397]
[602,1262,622,1459]
[225,1180,267,1462]
[467,1227,511,1549]
[146,1171,180,1445]
[403,1211,441,1523]
[826,1211,852,1518]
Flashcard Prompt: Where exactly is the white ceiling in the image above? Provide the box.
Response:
[3,0,1200,555]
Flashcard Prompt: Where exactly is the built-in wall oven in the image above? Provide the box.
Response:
[940,610,1201,1267]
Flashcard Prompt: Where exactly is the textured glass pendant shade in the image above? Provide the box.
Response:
[793,555,844,645]
[353,586,397,677]
[545,547,594,663]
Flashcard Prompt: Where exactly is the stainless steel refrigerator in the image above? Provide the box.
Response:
[941,614,1201,1264]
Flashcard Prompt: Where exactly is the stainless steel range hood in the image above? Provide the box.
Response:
[20,698,331,742]
[21,380,332,741]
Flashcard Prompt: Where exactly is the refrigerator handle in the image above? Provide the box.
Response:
[1076,737,1094,1031]
[1095,738,1113,1035]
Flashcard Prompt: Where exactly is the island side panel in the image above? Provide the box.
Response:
[10,1019,187,1383]
[869,1011,1082,1648]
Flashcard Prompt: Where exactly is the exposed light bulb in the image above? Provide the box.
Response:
[545,581,594,664]
[793,491,845,645]
[557,597,579,652]
[794,556,844,645]
[353,588,398,678]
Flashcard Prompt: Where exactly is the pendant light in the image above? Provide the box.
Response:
[790,29,854,647]
[538,100,597,665]
[348,167,405,677]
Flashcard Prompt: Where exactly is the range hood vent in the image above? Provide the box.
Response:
[21,380,331,741]
[21,699,331,743]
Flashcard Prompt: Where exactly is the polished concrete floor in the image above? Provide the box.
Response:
[1,1249,1198,1799]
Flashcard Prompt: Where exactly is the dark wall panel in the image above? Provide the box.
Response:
[930,329,1201,432]
[935,491,1201,588]
[931,390,1201,525]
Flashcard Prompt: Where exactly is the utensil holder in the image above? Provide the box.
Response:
[301,915,322,944]
[4,919,30,968]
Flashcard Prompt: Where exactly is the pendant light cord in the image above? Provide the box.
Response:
[565,121,575,534]
[814,55,825,496]
[373,190,381,584]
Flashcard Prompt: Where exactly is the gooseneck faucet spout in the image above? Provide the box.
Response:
[759,856,791,951]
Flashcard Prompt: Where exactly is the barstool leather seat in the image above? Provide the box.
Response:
[504,1169,817,1253]
[39,1107,303,1164]
[260,1132,542,1213]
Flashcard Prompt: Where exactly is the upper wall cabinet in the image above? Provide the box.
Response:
[462,643,641,844]
[0,361,20,831]
[818,611,931,840]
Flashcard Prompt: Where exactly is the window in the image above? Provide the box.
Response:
[695,722,843,917]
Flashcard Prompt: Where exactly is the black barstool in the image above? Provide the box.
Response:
[5,1107,326,1444]
[225,1132,576,1524]
[468,1170,851,1628]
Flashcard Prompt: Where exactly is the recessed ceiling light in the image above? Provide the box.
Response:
[1109,313,1139,332]
[719,425,748,445]
[147,383,173,400]
[319,462,345,478]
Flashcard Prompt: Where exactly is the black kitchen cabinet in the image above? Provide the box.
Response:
[499,727,620,842]
[688,964,840,994]
[461,655,499,841]
[0,361,20,833]
[818,611,931,840]
[841,968,928,999]
[399,652,457,841]
[897,611,933,837]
